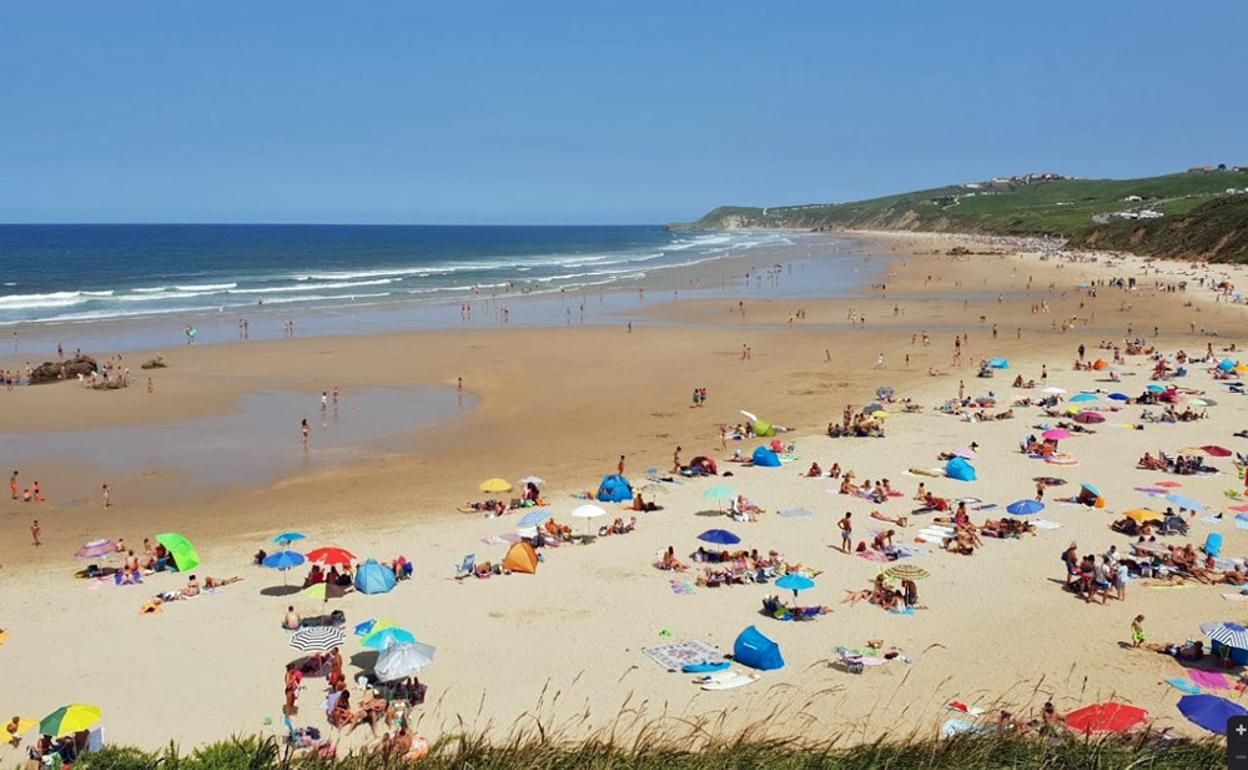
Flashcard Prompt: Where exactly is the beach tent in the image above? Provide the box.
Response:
[945,457,976,482]
[689,456,718,475]
[733,625,784,671]
[753,420,776,437]
[155,533,200,572]
[750,447,781,467]
[1092,359,1108,370]
[596,474,633,503]
[987,357,1009,369]
[503,541,538,574]
[1219,358,1236,372]
[354,559,397,595]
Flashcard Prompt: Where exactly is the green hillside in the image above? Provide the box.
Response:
[679,169,1248,260]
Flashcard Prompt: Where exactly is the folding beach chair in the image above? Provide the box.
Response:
[455,553,475,578]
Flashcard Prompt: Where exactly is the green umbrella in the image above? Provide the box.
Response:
[155,532,200,572]
[703,485,737,512]
[39,704,101,737]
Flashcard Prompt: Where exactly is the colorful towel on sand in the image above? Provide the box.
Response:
[857,550,890,563]
[1204,516,1225,525]
[669,580,696,596]
[887,606,915,616]
[777,507,813,518]
[1166,677,1203,695]
[1235,514,1248,531]
[642,640,723,672]
[1190,670,1232,690]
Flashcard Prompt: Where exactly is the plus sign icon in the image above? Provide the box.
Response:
[1230,716,1248,769]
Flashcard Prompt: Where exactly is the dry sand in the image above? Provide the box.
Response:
[3,231,1248,751]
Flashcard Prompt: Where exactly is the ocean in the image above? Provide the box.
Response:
[0,224,795,327]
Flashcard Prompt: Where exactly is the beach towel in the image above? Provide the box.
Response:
[1032,519,1063,530]
[887,606,915,616]
[1166,678,1203,695]
[1235,514,1248,530]
[893,545,929,559]
[669,580,695,596]
[857,550,890,563]
[1204,516,1225,525]
[642,640,723,672]
[480,533,521,546]
[776,507,813,518]
[1190,670,1233,690]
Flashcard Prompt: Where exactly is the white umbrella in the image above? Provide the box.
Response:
[1042,386,1066,395]
[519,475,545,486]
[375,641,437,682]
[739,409,758,422]
[570,503,607,536]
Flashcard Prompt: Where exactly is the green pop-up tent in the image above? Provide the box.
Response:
[155,532,200,572]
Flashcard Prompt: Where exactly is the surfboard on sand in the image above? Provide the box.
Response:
[700,671,762,690]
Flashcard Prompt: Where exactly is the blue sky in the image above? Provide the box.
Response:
[2,1,1245,224]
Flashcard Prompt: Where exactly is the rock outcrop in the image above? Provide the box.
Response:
[29,355,98,384]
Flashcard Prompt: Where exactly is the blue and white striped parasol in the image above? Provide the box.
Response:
[1201,621,1248,651]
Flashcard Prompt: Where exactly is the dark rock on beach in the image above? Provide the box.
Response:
[29,354,98,384]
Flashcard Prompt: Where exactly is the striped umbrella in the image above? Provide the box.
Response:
[39,705,101,738]
[1201,621,1248,651]
[884,563,930,581]
[289,626,345,652]
[75,539,116,559]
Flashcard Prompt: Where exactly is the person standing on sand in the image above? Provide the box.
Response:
[321,392,328,412]
[672,446,682,473]
[838,513,853,553]
[617,455,626,476]
[9,470,16,500]
[30,520,40,546]
[1131,615,1145,647]
[301,419,309,447]
[1035,480,1045,502]
[102,483,110,509]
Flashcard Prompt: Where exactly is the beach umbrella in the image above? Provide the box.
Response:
[263,550,307,586]
[155,532,200,572]
[570,503,607,536]
[355,618,398,637]
[289,626,345,652]
[1146,384,1166,393]
[375,641,437,682]
[987,357,1009,369]
[1178,446,1209,456]
[1123,508,1164,524]
[517,508,552,528]
[1064,405,1080,415]
[1108,392,1130,401]
[775,573,814,600]
[1165,493,1204,511]
[884,564,930,581]
[1080,482,1101,497]
[1070,393,1098,403]
[703,485,737,512]
[1064,702,1148,734]
[1042,429,1072,441]
[301,581,345,605]
[1042,386,1066,395]
[1201,621,1248,651]
[697,529,741,546]
[39,704,101,738]
[1178,694,1248,734]
[1074,411,1104,424]
[1203,445,1232,457]
[953,447,978,460]
[305,547,355,567]
[361,625,415,650]
[739,409,759,422]
[479,478,512,494]
[1189,398,1217,407]
[876,386,895,400]
[871,410,889,420]
[273,532,306,547]
[863,403,883,416]
[75,539,116,559]
[518,475,544,486]
[1006,499,1044,516]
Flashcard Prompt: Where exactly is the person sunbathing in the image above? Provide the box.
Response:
[283,605,302,630]
[804,462,823,477]
[1226,565,1248,586]
[1190,555,1225,584]
[870,510,909,527]
[1137,452,1166,471]
[922,492,949,512]
[473,560,494,578]
[544,519,573,541]
[734,495,764,515]
[841,588,872,607]
[202,575,243,589]
[658,546,688,572]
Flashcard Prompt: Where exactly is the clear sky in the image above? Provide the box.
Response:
[2,1,1245,224]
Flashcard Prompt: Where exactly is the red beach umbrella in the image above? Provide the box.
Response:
[1202,445,1232,457]
[305,547,356,566]
[1065,702,1148,734]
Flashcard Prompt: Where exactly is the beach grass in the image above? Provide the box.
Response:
[61,730,1223,770]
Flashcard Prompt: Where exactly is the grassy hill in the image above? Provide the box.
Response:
[679,170,1248,261]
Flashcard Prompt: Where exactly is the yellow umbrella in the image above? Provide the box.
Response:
[871,410,890,419]
[10,717,37,735]
[479,478,512,493]
[1177,447,1208,456]
[1123,508,1164,524]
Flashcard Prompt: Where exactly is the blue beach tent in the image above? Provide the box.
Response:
[733,625,784,670]
[751,447,781,467]
[945,457,977,482]
[596,474,633,503]
[354,559,397,595]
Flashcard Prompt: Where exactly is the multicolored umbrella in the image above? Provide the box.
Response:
[361,625,415,650]
[884,563,930,581]
[305,547,355,567]
[289,626,345,652]
[75,539,116,559]
[1201,621,1248,651]
[39,704,101,738]
[1064,702,1148,734]
[155,532,200,572]
[1178,694,1248,734]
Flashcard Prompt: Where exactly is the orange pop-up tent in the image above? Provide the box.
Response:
[503,541,538,574]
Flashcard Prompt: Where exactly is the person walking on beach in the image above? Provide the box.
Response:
[321,392,328,412]
[301,419,309,447]
[9,470,17,501]
[838,512,853,553]
[617,455,626,476]
[30,520,41,547]
[102,483,111,509]
[874,352,885,369]
[672,446,682,473]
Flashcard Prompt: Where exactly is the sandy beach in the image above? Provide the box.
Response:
[5,231,1248,752]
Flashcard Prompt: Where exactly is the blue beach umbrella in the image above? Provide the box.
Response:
[262,550,306,586]
[775,574,814,599]
[1178,694,1248,734]
[361,625,415,650]
[1219,358,1236,372]
[987,357,1009,369]
[1108,392,1130,401]
[1070,393,1098,403]
[698,529,741,546]
[1080,482,1101,497]
[273,532,306,546]
[1201,621,1248,651]
[1165,493,1204,511]
[517,508,552,528]
[1006,499,1044,516]
[1146,384,1165,393]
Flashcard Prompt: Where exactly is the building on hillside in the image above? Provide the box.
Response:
[1188,165,1216,173]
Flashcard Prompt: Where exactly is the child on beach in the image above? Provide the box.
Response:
[1131,615,1145,647]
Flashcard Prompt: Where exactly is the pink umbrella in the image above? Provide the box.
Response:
[1074,411,1105,424]
[1202,445,1232,458]
[953,447,978,460]
[1042,429,1072,441]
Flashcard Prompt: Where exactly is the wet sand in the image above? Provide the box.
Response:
[3,231,1248,750]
